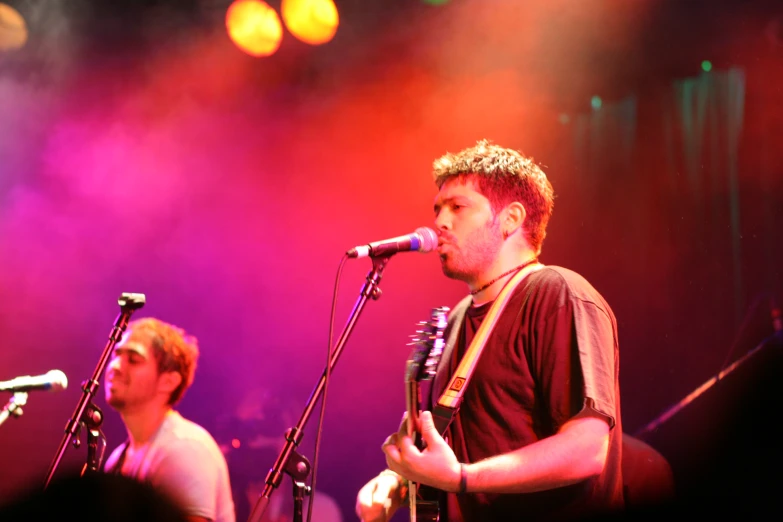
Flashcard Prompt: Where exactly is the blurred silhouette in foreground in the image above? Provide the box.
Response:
[0,472,189,522]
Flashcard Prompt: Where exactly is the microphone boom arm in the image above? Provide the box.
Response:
[247,255,392,522]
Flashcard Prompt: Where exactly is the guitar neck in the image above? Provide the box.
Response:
[403,306,448,522]
[405,380,424,443]
[405,379,421,522]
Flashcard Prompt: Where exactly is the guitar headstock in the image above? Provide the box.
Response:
[405,306,449,383]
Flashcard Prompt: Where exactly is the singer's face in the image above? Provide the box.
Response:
[433,177,503,283]
[104,332,167,411]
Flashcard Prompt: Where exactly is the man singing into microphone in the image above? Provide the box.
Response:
[103,317,235,522]
[355,139,624,522]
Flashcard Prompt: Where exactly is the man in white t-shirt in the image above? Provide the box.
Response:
[103,317,235,522]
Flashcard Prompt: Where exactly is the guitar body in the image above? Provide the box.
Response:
[404,307,449,522]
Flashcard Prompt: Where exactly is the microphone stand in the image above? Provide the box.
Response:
[247,255,392,522]
[43,292,146,488]
[0,392,28,428]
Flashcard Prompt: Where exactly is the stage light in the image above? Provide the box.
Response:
[0,2,28,51]
[591,96,602,110]
[225,0,284,57]
[280,0,339,46]
[701,60,712,72]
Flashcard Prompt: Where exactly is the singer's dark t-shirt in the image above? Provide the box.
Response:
[428,265,624,522]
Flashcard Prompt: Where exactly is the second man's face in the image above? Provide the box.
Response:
[105,332,165,412]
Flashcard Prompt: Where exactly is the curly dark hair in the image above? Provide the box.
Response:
[432,139,555,255]
[125,317,199,405]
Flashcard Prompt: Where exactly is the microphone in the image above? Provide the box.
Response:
[0,370,69,393]
[347,227,438,258]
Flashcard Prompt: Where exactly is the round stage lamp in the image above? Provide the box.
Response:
[281,0,339,46]
[226,0,283,57]
[0,2,28,51]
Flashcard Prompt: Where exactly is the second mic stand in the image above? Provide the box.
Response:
[0,392,28,429]
[43,292,146,488]
[247,255,391,522]
[635,330,783,438]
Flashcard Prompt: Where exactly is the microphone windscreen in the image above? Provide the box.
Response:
[415,227,438,253]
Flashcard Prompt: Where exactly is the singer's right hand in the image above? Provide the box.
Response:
[355,471,404,522]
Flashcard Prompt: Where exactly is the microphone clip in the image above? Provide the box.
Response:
[118,292,146,310]
[0,392,29,429]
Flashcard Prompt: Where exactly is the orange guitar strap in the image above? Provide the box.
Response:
[431,262,545,435]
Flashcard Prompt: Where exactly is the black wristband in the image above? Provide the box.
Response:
[458,463,468,494]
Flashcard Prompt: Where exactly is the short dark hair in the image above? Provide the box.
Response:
[433,139,555,254]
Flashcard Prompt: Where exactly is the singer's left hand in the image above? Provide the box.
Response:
[382,411,462,493]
